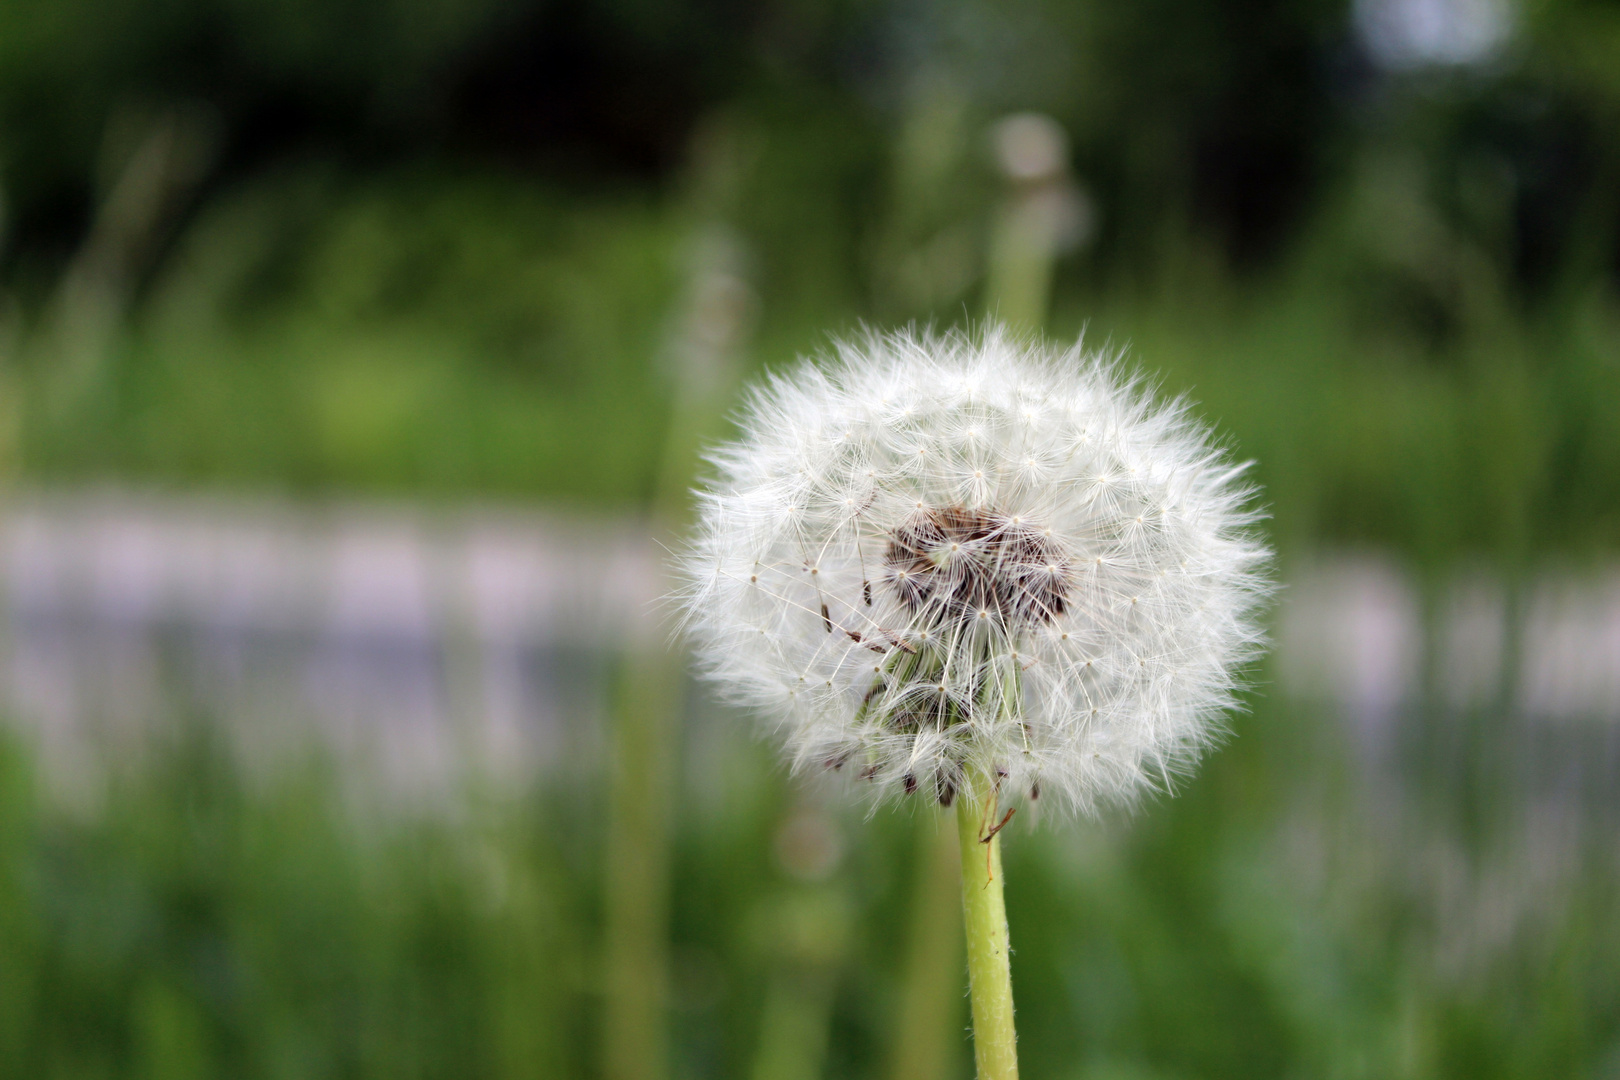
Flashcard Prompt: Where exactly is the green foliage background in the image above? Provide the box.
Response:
[0,0,1616,1077]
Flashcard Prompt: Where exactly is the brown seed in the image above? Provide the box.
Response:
[884,505,1072,627]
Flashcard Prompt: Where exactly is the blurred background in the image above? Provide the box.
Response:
[0,0,1617,1077]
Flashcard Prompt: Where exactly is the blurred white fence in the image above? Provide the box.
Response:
[0,489,665,803]
[1280,555,1620,729]
[1,490,1616,804]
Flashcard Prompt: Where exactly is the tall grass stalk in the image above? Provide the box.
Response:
[887,820,964,1080]
[602,126,754,1077]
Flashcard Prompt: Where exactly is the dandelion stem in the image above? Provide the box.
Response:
[956,772,1018,1080]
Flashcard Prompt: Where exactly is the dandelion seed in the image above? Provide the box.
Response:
[677,325,1272,819]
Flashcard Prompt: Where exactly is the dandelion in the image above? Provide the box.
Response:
[677,325,1272,1078]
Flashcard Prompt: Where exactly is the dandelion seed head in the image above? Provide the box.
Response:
[677,326,1272,817]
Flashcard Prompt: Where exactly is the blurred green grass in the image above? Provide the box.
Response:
[4,165,1617,1080]
[7,126,1618,556]
[0,0,1617,1077]
[2,669,1615,1079]
[17,170,687,501]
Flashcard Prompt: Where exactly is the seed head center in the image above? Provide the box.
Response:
[884,505,1072,627]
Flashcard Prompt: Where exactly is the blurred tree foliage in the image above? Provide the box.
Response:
[0,0,1615,560]
[0,0,1612,281]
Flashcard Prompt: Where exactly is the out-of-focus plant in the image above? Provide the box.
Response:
[0,721,591,1079]
[746,802,853,1080]
[983,114,1092,331]
[601,112,761,1080]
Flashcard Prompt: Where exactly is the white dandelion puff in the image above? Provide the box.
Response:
[676,325,1273,817]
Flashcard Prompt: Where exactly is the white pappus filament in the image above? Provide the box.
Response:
[676,326,1272,817]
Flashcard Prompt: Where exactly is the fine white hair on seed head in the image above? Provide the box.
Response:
[675,325,1273,818]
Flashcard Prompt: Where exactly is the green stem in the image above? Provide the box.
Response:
[955,778,1019,1080]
